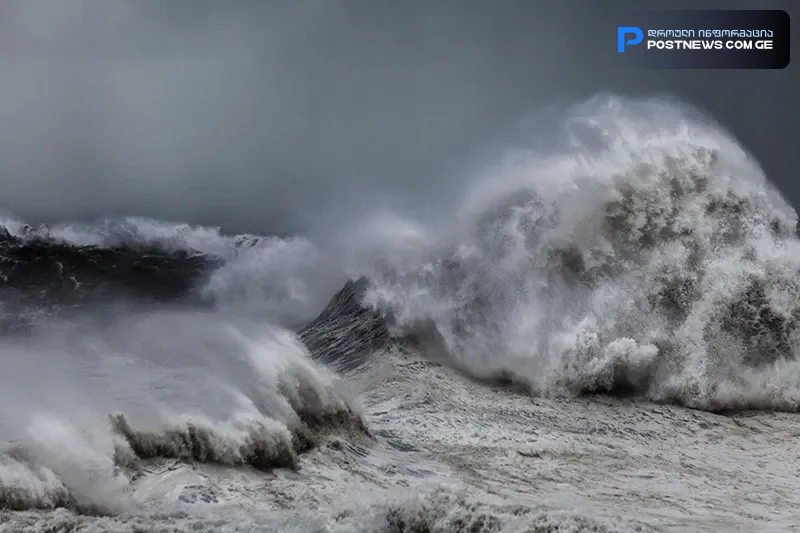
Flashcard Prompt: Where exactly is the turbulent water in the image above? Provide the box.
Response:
[2,95,800,532]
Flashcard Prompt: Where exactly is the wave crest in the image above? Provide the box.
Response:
[0,318,368,514]
[356,96,800,412]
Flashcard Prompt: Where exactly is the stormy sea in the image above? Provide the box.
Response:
[2,96,799,532]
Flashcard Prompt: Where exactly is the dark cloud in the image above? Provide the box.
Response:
[0,0,797,234]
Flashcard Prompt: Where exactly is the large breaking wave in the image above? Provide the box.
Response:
[355,95,800,412]
[0,312,367,514]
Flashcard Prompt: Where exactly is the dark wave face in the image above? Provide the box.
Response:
[0,226,222,330]
[299,279,392,373]
[0,218,342,330]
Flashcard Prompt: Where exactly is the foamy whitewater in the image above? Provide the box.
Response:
[2,95,800,532]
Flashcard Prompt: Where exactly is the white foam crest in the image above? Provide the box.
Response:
[355,95,800,411]
[23,414,132,512]
[0,215,226,252]
[0,454,70,511]
[0,311,365,513]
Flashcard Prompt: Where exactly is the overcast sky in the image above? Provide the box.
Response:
[0,0,796,234]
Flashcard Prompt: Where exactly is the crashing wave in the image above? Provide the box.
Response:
[0,313,370,515]
[353,96,800,412]
[1,407,368,515]
[0,405,368,515]
[110,396,368,474]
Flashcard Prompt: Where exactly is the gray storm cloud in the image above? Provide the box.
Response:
[0,0,797,235]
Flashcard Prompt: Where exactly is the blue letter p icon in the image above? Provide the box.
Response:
[617,26,643,53]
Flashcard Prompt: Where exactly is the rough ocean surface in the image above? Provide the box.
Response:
[2,96,800,532]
